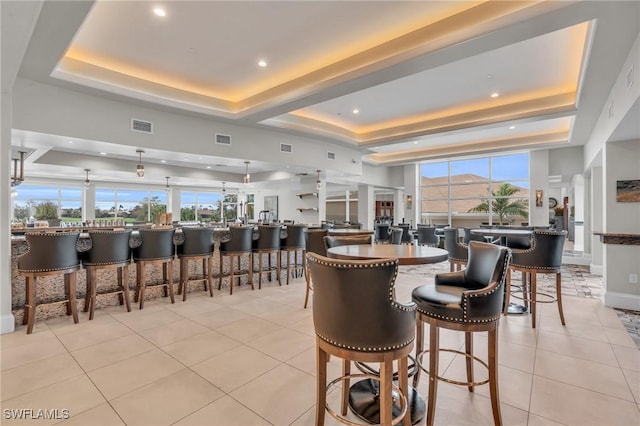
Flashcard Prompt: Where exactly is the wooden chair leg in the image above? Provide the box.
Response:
[316,344,327,426]
[399,355,411,426]
[413,319,423,387]
[166,260,175,303]
[162,263,168,298]
[277,251,281,286]
[202,258,207,291]
[181,258,187,301]
[88,268,98,320]
[503,269,511,315]
[207,257,214,297]
[286,251,291,285]
[121,264,131,312]
[465,331,474,392]
[426,320,439,426]
[258,252,263,289]
[248,253,254,290]
[556,271,565,325]
[304,268,311,309]
[26,277,36,334]
[341,360,350,416]
[83,269,91,312]
[530,272,537,328]
[488,325,502,426]
[218,253,224,291]
[138,262,146,309]
[380,353,393,425]
[67,272,79,324]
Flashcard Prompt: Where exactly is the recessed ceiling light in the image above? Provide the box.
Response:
[258,59,267,68]
[490,93,499,98]
[509,126,516,130]
[160,159,167,163]
[198,157,202,160]
[153,8,166,17]
[352,109,359,114]
[67,140,73,144]
[487,74,494,79]
[206,166,212,169]
[100,152,107,155]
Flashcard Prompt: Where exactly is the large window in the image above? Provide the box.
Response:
[180,191,222,223]
[95,188,167,223]
[12,184,82,224]
[420,153,529,226]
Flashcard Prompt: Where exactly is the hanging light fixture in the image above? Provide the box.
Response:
[243,161,250,184]
[316,169,322,191]
[136,149,145,178]
[165,176,171,192]
[84,169,91,189]
[11,151,26,187]
[221,182,226,193]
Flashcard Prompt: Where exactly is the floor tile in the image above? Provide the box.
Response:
[612,344,640,372]
[56,403,125,426]
[138,318,209,347]
[70,333,155,372]
[622,368,640,404]
[111,308,184,332]
[163,298,224,317]
[173,395,271,426]
[160,329,240,366]
[189,307,250,330]
[536,331,619,366]
[1,332,67,371]
[215,317,282,343]
[247,327,315,361]
[54,320,133,352]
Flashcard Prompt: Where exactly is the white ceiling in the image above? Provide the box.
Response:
[5,0,640,188]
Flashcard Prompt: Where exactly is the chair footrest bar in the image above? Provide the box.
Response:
[416,349,489,387]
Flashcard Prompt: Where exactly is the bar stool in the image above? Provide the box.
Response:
[177,227,214,301]
[18,232,81,334]
[390,227,404,244]
[416,225,440,247]
[411,241,511,426]
[374,223,391,244]
[219,225,254,295]
[133,228,176,309]
[252,224,282,289]
[304,229,328,308]
[280,224,307,285]
[398,223,413,244]
[82,230,132,320]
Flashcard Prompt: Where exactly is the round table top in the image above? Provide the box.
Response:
[326,229,375,236]
[470,228,533,237]
[327,244,448,265]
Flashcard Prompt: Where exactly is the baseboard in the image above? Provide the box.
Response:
[603,291,640,311]
[590,264,604,276]
[0,313,15,334]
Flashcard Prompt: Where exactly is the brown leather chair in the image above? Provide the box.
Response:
[307,253,415,426]
[506,230,567,328]
[133,228,176,309]
[252,225,282,289]
[82,230,132,319]
[280,224,307,285]
[177,227,214,301]
[444,228,467,271]
[18,232,81,334]
[219,225,254,295]
[411,241,511,426]
[303,229,328,309]
[323,234,372,249]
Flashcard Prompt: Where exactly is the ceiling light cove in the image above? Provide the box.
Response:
[153,8,166,17]
[490,92,499,98]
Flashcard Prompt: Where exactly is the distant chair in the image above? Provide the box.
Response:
[463,228,489,244]
[303,229,328,308]
[390,227,404,244]
[374,223,391,244]
[218,225,254,295]
[133,228,176,309]
[323,234,373,250]
[177,227,215,301]
[416,226,440,247]
[398,223,413,244]
[280,224,308,285]
[252,225,282,289]
[444,228,468,272]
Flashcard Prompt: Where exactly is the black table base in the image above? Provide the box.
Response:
[348,379,426,425]
[507,302,527,314]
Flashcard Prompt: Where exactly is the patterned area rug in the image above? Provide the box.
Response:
[615,309,640,349]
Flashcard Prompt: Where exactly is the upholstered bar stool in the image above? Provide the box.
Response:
[18,232,81,334]
[412,241,511,426]
[307,253,416,426]
[303,229,328,308]
[374,223,391,244]
[416,225,440,247]
[133,227,176,309]
[506,230,567,328]
[82,230,132,320]
[390,227,404,245]
[253,224,282,289]
[280,224,307,285]
[177,227,214,301]
[218,225,254,295]
[398,223,413,244]
[444,228,468,272]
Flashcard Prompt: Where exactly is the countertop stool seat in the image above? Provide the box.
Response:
[133,228,176,309]
[307,253,416,426]
[82,230,132,320]
[252,225,282,289]
[303,229,328,308]
[18,232,81,334]
[177,227,214,301]
[219,225,254,295]
[506,230,567,328]
[444,228,468,272]
[280,224,308,285]
[411,241,511,426]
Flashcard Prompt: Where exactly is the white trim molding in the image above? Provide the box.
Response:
[603,291,640,311]
[1,314,16,335]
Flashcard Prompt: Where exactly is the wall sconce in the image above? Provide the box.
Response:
[11,151,26,187]
[406,194,413,210]
[136,149,145,178]
[243,161,250,184]
[165,176,171,192]
[535,189,543,207]
[84,169,91,189]
[316,169,322,191]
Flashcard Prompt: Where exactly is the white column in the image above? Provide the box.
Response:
[571,174,585,251]
[357,184,374,229]
[403,164,419,227]
[83,185,96,221]
[345,190,350,223]
[590,167,603,275]
[1,92,16,333]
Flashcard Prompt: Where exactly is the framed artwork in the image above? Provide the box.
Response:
[616,180,640,202]
[264,195,279,220]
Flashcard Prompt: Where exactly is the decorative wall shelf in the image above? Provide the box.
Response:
[296,192,318,199]
[297,207,319,212]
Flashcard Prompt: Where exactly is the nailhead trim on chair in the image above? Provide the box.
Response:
[316,332,414,352]
[20,233,81,272]
[509,230,564,269]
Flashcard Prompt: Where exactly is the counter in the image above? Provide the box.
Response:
[593,232,640,245]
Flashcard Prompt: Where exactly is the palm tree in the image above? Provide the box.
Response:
[468,183,528,225]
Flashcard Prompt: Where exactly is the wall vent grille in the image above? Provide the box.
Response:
[280,143,293,153]
[327,151,336,160]
[131,119,153,134]
[215,133,232,145]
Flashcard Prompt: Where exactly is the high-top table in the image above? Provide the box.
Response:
[327,244,448,425]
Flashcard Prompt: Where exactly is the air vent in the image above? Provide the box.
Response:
[215,133,231,145]
[280,143,292,153]
[327,151,336,160]
[131,119,153,134]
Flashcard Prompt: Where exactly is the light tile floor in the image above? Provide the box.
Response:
[1,263,639,426]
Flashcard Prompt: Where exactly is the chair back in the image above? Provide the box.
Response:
[444,228,468,262]
[253,225,282,250]
[504,234,532,250]
[463,228,487,244]
[511,230,566,269]
[177,227,214,257]
[281,224,308,249]
[133,228,176,261]
[416,226,439,246]
[398,223,413,244]
[307,253,415,351]
[83,230,132,265]
[18,232,81,272]
[220,225,254,253]
[390,227,404,244]
[323,235,372,250]
[462,241,511,291]
[374,223,390,243]
[305,229,328,256]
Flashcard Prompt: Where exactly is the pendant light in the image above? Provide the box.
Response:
[84,169,91,188]
[222,182,226,193]
[165,176,170,192]
[243,161,250,184]
[316,169,322,191]
[136,149,145,178]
